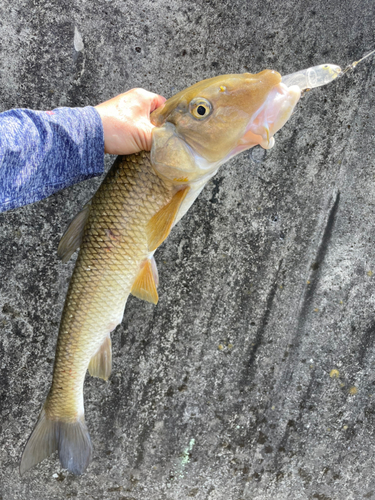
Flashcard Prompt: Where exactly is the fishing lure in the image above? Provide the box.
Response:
[282,49,375,90]
[248,50,374,166]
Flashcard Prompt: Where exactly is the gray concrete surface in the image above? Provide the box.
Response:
[0,0,375,498]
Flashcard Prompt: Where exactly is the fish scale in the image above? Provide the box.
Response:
[46,151,173,421]
[20,151,177,475]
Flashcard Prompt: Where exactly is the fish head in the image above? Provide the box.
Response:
[151,70,300,184]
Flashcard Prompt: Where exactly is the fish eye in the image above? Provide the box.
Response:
[189,97,212,119]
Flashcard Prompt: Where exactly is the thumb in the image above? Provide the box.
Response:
[137,117,156,152]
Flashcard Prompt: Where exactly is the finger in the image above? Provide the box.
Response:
[149,94,166,113]
[137,120,153,151]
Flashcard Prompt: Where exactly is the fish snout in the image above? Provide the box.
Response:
[240,82,301,150]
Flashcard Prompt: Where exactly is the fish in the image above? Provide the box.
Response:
[20,66,335,475]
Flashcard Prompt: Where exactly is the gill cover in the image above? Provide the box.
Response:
[151,122,199,184]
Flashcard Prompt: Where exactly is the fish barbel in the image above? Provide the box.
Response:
[20,65,340,475]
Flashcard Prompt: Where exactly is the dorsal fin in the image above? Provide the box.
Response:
[131,258,159,304]
[146,187,189,252]
[57,202,91,263]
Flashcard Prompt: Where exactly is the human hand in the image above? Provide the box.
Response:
[95,88,166,155]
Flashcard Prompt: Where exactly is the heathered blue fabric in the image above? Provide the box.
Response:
[0,106,105,212]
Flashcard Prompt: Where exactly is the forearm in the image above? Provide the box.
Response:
[0,106,105,212]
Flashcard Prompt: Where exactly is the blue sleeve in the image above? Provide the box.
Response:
[0,106,105,212]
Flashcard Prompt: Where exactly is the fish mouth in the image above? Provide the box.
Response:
[230,82,301,157]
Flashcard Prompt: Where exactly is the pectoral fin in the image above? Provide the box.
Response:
[146,187,189,252]
[131,258,159,304]
[57,202,91,263]
[88,335,112,381]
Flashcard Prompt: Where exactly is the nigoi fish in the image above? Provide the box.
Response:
[19,56,367,475]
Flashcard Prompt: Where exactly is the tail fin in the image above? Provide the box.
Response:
[20,408,92,476]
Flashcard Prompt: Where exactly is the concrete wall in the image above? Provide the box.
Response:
[0,0,374,498]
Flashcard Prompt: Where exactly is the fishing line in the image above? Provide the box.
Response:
[339,48,375,77]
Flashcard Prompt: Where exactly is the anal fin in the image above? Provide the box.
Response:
[88,335,112,381]
[131,258,159,304]
[147,186,189,251]
[57,202,91,263]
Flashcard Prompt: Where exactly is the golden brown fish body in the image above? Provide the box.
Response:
[20,151,184,474]
[21,70,302,475]
[47,152,174,422]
